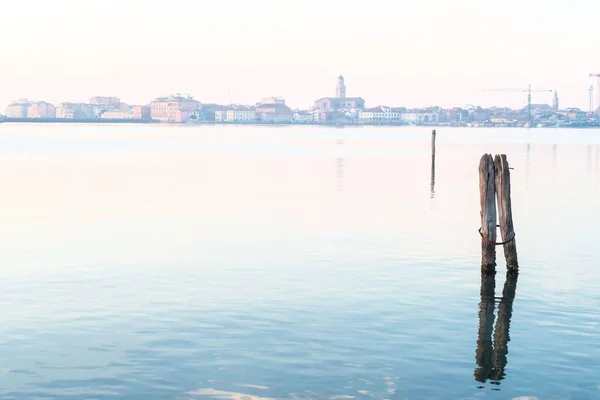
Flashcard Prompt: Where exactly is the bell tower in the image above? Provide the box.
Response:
[336,75,346,99]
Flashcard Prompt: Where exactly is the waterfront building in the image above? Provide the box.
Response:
[55,103,95,119]
[559,108,587,124]
[317,110,345,122]
[256,101,293,123]
[213,105,257,122]
[214,107,227,122]
[553,91,559,111]
[150,94,200,123]
[5,100,33,118]
[194,104,221,122]
[132,105,151,120]
[313,75,365,111]
[100,110,135,119]
[359,107,402,123]
[5,103,28,118]
[26,101,56,118]
[293,111,315,123]
[5,100,29,118]
[400,111,440,125]
[225,106,257,122]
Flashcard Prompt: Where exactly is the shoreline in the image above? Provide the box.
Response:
[1,118,599,129]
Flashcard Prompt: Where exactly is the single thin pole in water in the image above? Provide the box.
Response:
[479,154,497,272]
[494,154,518,271]
[431,130,436,159]
[430,130,436,198]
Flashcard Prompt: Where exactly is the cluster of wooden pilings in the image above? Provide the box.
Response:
[479,154,519,274]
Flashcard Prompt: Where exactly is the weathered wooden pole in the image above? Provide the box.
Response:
[430,130,436,198]
[494,154,518,271]
[474,272,496,383]
[479,154,497,272]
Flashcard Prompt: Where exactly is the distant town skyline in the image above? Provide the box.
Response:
[1,0,599,110]
[3,75,597,117]
[4,76,597,128]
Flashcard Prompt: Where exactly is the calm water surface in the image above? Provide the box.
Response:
[0,124,599,399]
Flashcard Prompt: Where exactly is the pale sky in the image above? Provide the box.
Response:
[1,0,599,110]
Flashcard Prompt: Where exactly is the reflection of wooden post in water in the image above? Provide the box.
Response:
[474,272,519,385]
[595,146,599,187]
[491,272,518,383]
[430,130,436,198]
[336,157,344,192]
[495,155,518,270]
[479,154,497,271]
[475,273,496,383]
[526,143,531,183]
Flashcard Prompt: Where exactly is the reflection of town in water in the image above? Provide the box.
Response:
[475,272,518,388]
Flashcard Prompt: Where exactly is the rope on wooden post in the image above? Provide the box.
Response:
[478,226,515,246]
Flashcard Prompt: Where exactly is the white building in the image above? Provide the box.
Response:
[215,106,257,122]
[215,109,226,122]
[225,107,257,122]
[293,111,314,123]
[400,112,440,125]
[359,107,402,123]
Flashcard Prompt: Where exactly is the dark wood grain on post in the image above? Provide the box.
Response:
[495,154,518,270]
[479,154,497,271]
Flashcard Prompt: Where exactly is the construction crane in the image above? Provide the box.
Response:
[483,84,553,123]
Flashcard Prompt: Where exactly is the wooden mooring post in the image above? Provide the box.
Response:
[495,155,518,271]
[479,154,497,272]
[478,153,519,272]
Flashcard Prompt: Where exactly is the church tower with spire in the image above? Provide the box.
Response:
[336,74,346,99]
[553,90,559,111]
